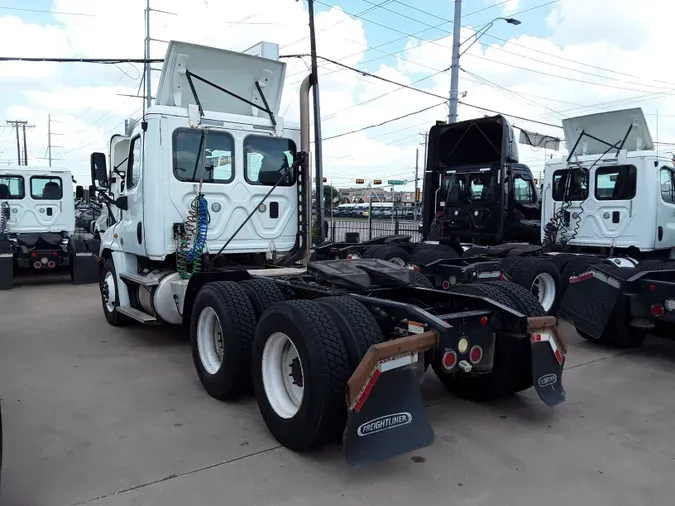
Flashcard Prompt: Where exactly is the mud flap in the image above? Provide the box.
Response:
[344,362,434,466]
[531,333,566,407]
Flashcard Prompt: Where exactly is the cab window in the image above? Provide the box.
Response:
[660,168,675,203]
[552,168,588,201]
[30,176,62,200]
[0,175,25,199]
[127,135,142,190]
[244,135,296,186]
[513,175,535,203]
[173,128,234,184]
[595,165,637,200]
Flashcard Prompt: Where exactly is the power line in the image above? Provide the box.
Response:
[284,0,523,82]
[0,5,96,16]
[0,57,163,63]
[323,103,445,141]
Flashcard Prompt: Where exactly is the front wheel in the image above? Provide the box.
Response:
[100,258,127,326]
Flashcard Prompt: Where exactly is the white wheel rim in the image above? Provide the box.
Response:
[197,307,224,375]
[388,256,406,267]
[261,332,304,419]
[531,273,557,312]
[103,271,116,312]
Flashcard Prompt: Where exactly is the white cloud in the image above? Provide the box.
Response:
[0,15,73,81]
[502,0,521,16]
[2,0,675,187]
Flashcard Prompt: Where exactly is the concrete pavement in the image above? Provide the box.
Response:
[1,281,674,506]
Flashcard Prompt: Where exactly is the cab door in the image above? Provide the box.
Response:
[113,134,146,256]
[508,170,540,243]
[656,167,675,248]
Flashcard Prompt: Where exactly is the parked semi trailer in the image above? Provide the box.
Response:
[90,40,567,466]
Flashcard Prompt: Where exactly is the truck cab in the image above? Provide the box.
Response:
[540,108,675,256]
[421,115,540,245]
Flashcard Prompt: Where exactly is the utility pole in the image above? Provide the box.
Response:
[419,131,428,171]
[448,0,463,123]
[307,0,325,243]
[145,0,152,110]
[414,148,419,221]
[47,115,63,167]
[6,120,34,165]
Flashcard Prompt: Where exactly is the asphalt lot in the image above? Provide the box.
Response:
[1,278,675,506]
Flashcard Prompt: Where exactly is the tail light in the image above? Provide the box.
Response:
[33,261,42,269]
[47,261,56,269]
[651,303,665,317]
[442,350,457,371]
[469,345,483,364]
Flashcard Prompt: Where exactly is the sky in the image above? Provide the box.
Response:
[1,0,675,192]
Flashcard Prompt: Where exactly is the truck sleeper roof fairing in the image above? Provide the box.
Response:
[562,108,653,157]
[427,114,519,169]
[154,40,286,119]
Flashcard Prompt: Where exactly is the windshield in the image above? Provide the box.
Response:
[442,170,498,203]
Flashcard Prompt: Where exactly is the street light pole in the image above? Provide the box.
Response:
[448,3,521,123]
[448,0,463,123]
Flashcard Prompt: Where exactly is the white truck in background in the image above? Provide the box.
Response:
[0,166,99,289]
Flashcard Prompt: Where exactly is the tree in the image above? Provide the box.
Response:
[323,184,339,208]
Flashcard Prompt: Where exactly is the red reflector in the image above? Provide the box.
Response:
[442,351,457,370]
[31,252,36,257]
[353,369,381,412]
[531,333,542,342]
[469,345,483,364]
[570,272,594,283]
[554,349,564,365]
[347,254,353,260]
[498,273,507,280]
[413,265,420,272]
[480,316,488,327]
[442,280,450,290]
[651,303,665,317]
[649,284,656,291]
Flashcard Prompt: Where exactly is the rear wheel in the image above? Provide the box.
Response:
[252,300,351,451]
[371,244,411,266]
[240,278,287,319]
[507,258,562,315]
[435,281,539,400]
[191,281,257,400]
[410,245,458,266]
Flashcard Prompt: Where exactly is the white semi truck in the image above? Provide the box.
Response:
[90,40,566,466]
[0,166,99,289]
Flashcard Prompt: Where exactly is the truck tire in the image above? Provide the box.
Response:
[549,253,576,273]
[240,278,287,320]
[498,256,522,276]
[433,281,535,401]
[191,281,257,400]
[561,255,604,292]
[410,245,457,266]
[252,299,351,451]
[461,245,490,258]
[371,244,411,266]
[362,245,383,258]
[410,269,434,288]
[316,296,384,368]
[100,258,129,326]
[478,280,547,317]
[506,257,562,315]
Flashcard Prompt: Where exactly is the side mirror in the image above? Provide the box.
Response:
[115,195,129,211]
[88,184,96,197]
[90,152,108,187]
[75,185,84,200]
